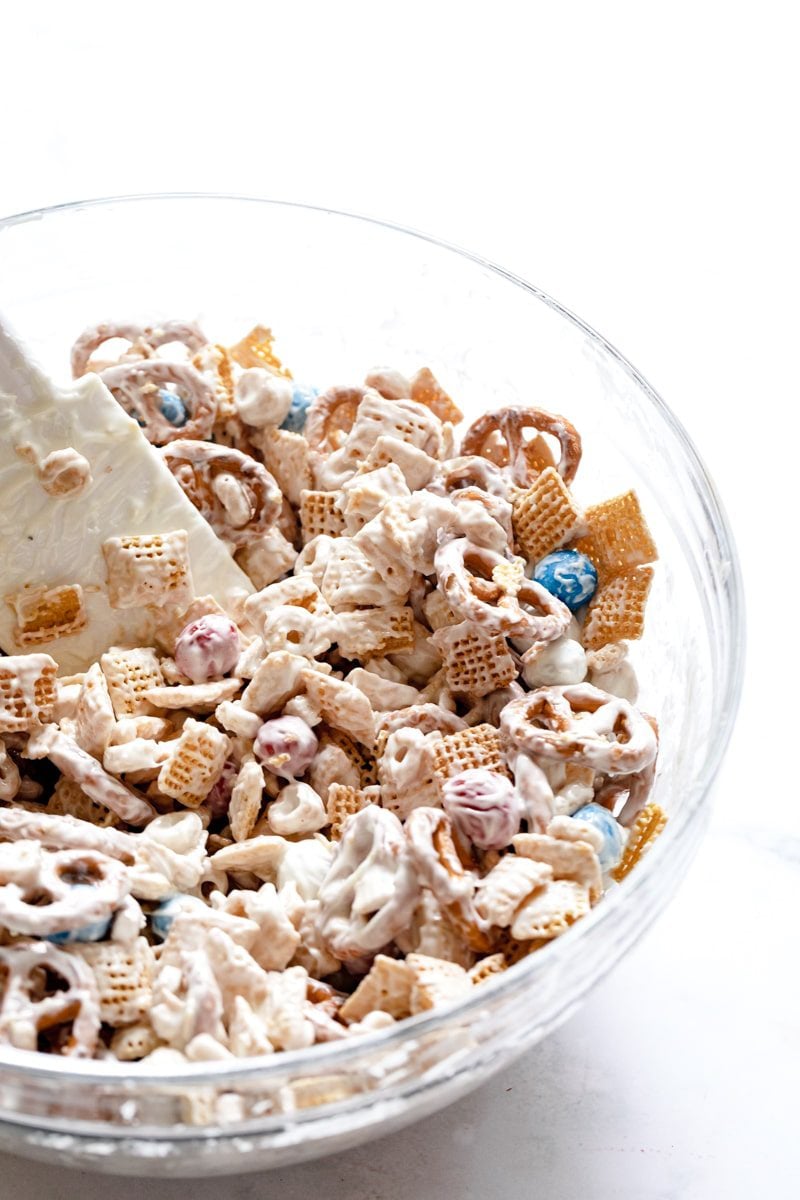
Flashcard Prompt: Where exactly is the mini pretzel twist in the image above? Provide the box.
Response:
[435,538,571,639]
[593,714,659,825]
[100,360,217,444]
[461,406,582,486]
[71,320,208,378]
[0,842,129,937]
[161,439,282,547]
[440,456,512,499]
[304,386,369,453]
[0,940,101,1056]
[315,806,421,960]
[500,683,658,775]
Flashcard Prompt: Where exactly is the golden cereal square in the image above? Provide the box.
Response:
[157,718,229,807]
[611,801,667,882]
[326,782,377,840]
[434,621,517,699]
[512,467,584,564]
[103,531,194,610]
[334,606,415,659]
[409,367,463,424]
[574,490,657,581]
[0,653,58,732]
[431,723,510,784]
[583,565,654,650]
[101,648,164,717]
[228,325,291,376]
[12,584,87,647]
[299,490,347,542]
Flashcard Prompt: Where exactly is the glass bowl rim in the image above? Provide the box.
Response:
[0,191,746,1087]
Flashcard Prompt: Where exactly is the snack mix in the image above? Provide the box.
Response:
[0,321,665,1061]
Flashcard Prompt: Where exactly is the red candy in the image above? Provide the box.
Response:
[442,768,523,850]
[254,716,319,779]
[174,614,240,682]
[206,759,239,818]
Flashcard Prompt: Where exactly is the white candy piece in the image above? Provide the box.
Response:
[522,636,588,687]
[277,836,335,901]
[590,659,640,703]
[269,782,328,835]
[235,369,294,428]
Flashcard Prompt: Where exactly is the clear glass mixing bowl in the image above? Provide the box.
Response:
[0,195,744,1176]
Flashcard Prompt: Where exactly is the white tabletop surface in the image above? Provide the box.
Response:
[0,5,796,1197]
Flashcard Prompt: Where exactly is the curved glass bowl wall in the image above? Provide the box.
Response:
[0,196,744,1176]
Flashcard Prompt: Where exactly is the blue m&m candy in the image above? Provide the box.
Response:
[158,389,189,427]
[571,803,625,871]
[45,915,111,945]
[280,383,318,434]
[533,549,597,611]
[150,894,202,940]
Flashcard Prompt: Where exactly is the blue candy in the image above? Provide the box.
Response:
[158,389,189,427]
[45,915,111,945]
[280,383,318,434]
[533,549,597,611]
[150,894,202,940]
[571,803,625,871]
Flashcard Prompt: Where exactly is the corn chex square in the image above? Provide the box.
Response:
[252,427,313,506]
[75,937,154,1027]
[101,647,164,717]
[582,565,654,650]
[0,653,58,733]
[157,717,229,807]
[326,782,379,840]
[299,490,346,542]
[406,953,472,1014]
[339,955,413,1022]
[431,722,510,787]
[512,466,585,564]
[510,879,590,941]
[11,583,87,647]
[409,367,463,424]
[611,801,667,882]
[103,530,194,610]
[228,325,291,376]
[573,489,657,583]
[432,620,517,698]
[334,606,415,659]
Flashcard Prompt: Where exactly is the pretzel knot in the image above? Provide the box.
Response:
[162,439,282,547]
[304,386,369,453]
[500,684,658,775]
[315,806,421,960]
[100,360,218,444]
[460,406,582,487]
[71,320,209,378]
[0,941,101,1056]
[405,808,492,951]
[435,538,571,639]
[440,456,512,499]
[0,842,129,937]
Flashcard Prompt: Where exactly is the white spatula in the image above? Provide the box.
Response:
[0,317,253,673]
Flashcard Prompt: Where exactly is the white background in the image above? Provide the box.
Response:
[0,2,797,1197]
